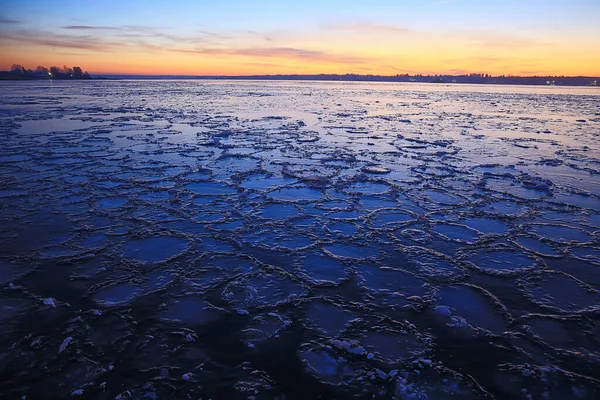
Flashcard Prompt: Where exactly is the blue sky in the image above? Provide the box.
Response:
[1,0,599,75]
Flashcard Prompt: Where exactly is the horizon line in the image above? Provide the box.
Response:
[89,73,600,79]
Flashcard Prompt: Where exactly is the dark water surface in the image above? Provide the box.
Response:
[1,80,599,399]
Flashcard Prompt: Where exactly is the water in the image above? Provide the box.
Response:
[0,80,599,399]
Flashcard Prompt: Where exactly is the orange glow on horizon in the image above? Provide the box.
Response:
[1,26,599,77]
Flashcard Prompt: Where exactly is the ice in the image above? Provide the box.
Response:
[268,186,323,201]
[43,298,56,307]
[161,298,216,325]
[324,243,381,259]
[259,203,300,219]
[122,237,189,263]
[515,237,560,256]
[93,283,142,306]
[96,197,128,209]
[59,337,72,354]
[345,181,390,195]
[433,223,480,243]
[305,301,355,335]
[524,272,599,313]
[361,331,426,364]
[466,248,538,273]
[371,210,415,228]
[299,348,353,384]
[185,181,237,195]
[531,224,593,243]
[436,286,509,333]
[462,217,509,235]
[360,264,428,298]
[2,81,600,399]
[301,252,347,284]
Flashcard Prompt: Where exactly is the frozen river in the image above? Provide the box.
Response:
[1,80,599,399]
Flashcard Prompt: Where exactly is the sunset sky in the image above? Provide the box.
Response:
[1,0,599,76]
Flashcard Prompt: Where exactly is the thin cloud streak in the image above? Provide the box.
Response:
[0,29,128,52]
[0,18,22,24]
[453,30,553,50]
[322,21,411,34]
[62,25,121,31]
[170,46,371,65]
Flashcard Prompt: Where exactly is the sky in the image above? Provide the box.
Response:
[0,0,599,76]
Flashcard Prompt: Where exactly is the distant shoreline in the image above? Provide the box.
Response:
[2,72,598,87]
[83,74,600,87]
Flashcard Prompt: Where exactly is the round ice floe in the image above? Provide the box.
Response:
[461,217,509,235]
[222,273,307,308]
[0,261,25,286]
[360,330,426,364]
[259,203,300,220]
[241,311,293,343]
[361,165,391,174]
[211,156,259,172]
[525,317,597,351]
[396,228,433,244]
[432,223,481,244]
[514,237,560,257]
[370,209,415,228]
[299,348,353,385]
[301,252,347,284]
[326,221,358,235]
[182,170,211,181]
[521,272,599,313]
[144,272,176,291]
[344,181,390,195]
[93,283,142,307]
[240,174,297,190]
[531,224,593,243]
[122,237,189,263]
[479,200,528,216]
[570,246,600,265]
[323,243,381,260]
[305,301,355,335]
[161,297,216,325]
[252,229,312,250]
[419,189,465,206]
[202,254,256,273]
[465,248,538,274]
[268,186,323,201]
[185,181,237,195]
[96,197,128,210]
[408,252,466,280]
[359,264,428,296]
[436,285,509,334]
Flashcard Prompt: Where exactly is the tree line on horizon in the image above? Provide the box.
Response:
[1,64,92,80]
[208,73,598,86]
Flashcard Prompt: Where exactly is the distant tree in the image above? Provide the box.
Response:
[49,66,61,76]
[72,66,83,77]
[35,65,49,75]
[63,65,73,76]
[11,64,26,74]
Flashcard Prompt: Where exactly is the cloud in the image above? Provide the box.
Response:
[453,30,552,50]
[61,25,121,31]
[0,24,227,53]
[0,18,21,24]
[171,46,370,64]
[0,29,127,51]
[242,62,296,68]
[322,21,411,34]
